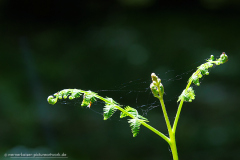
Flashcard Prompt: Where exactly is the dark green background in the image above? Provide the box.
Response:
[0,0,239,160]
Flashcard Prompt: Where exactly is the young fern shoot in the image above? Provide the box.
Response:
[47,52,228,160]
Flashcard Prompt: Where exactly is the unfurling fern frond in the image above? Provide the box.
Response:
[177,87,195,102]
[81,91,97,108]
[47,53,228,160]
[128,118,141,137]
[70,89,82,99]
[103,104,117,120]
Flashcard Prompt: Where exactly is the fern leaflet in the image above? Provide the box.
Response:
[103,104,117,120]
[128,118,141,137]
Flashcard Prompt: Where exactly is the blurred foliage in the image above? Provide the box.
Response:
[0,0,240,160]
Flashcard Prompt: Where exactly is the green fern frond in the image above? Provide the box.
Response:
[58,89,72,99]
[47,96,58,105]
[128,118,141,137]
[103,104,117,120]
[81,91,97,107]
[177,87,195,103]
[70,89,82,99]
[217,52,228,64]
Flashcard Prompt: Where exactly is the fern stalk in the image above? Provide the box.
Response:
[47,52,228,160]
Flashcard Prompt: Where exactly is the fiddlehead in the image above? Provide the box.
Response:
[47,88,150,137]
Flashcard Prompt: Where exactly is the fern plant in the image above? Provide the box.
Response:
[47,52,228,160]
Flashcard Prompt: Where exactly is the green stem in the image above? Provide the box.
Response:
[141,121,170,143]
[172,100,184,134]
[160,98,179,160]
[157,84,179,159]
[159,97,179,160]
[159,97,172,135]
[172,73,195,133]
[169,133,178,160]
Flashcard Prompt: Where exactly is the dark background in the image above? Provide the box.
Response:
[0,0,239,160]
